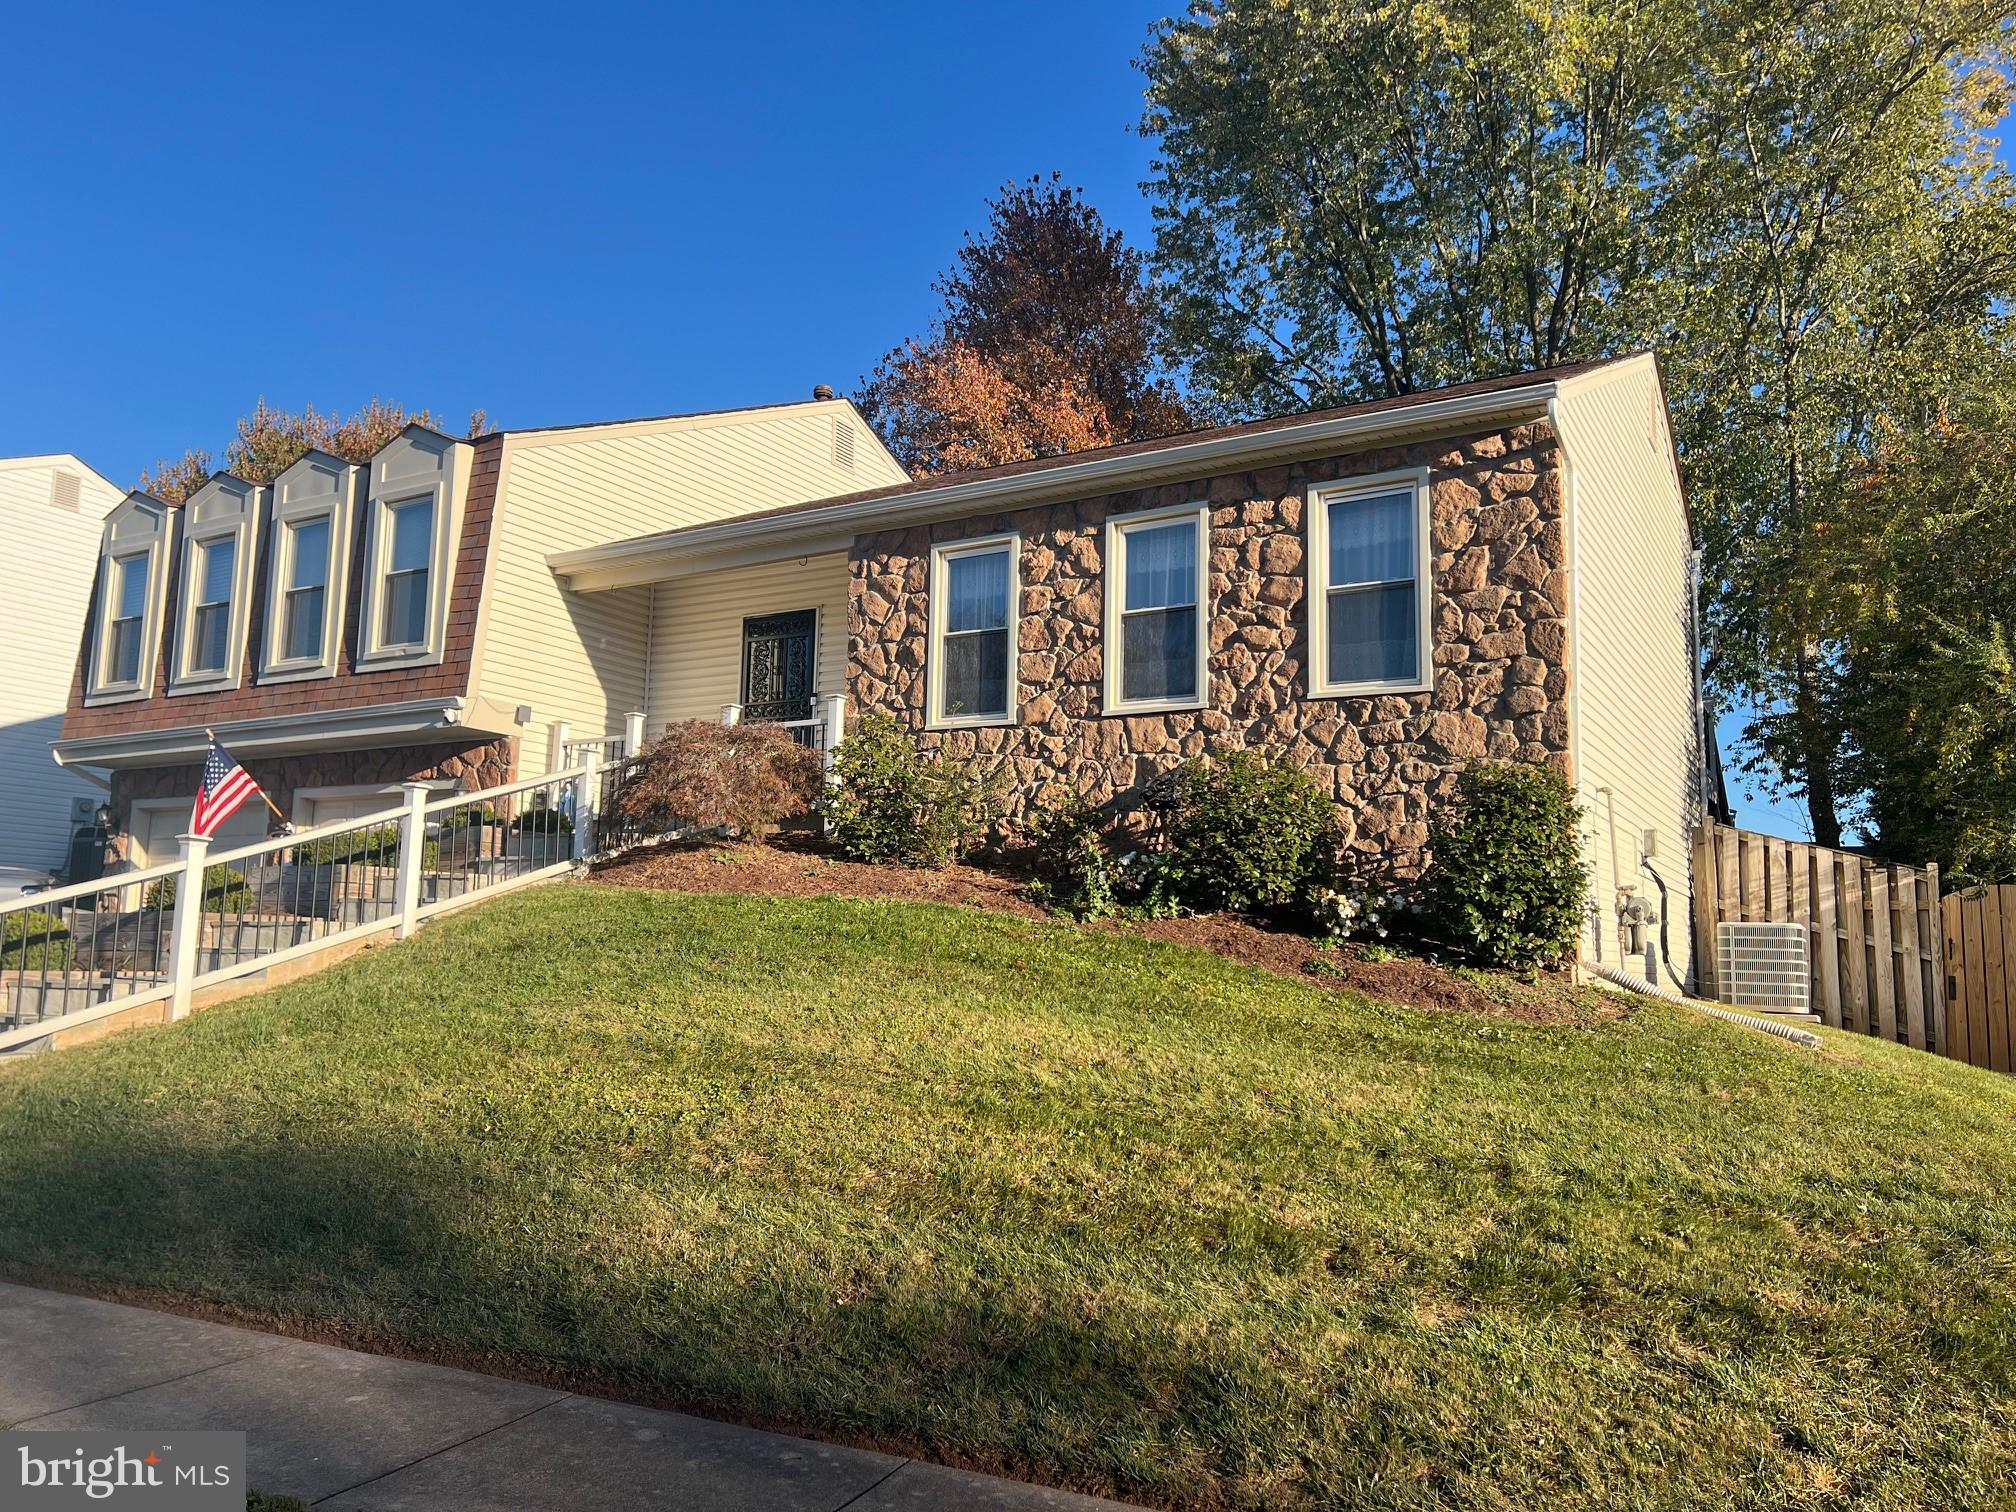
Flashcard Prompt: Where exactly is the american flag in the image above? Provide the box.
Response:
[191,738,263,839]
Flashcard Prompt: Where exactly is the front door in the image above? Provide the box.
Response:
[740,610,817,722]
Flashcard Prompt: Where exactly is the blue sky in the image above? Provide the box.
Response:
[0,2,1941,840]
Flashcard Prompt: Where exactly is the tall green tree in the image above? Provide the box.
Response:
[1142,0,2016,846]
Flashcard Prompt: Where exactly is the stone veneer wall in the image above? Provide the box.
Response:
[103,736,517,868]
[848,422,1569,878]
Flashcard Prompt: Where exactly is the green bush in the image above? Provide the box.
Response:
[1,910,75,971]
[292,826,438,868]
[1148,752,1340,915]
[1026,794,1121,918]
[144,864,255,915]
[824,714,997,867]
[1425,760,1586,973]
[512,805,575,835]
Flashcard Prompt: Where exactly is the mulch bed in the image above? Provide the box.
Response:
[588,835,1614,1026]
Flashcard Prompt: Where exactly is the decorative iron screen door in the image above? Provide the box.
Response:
[740,610,817,722]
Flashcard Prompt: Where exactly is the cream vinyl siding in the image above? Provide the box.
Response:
[0,456,124,871]
[1553,357,1704,987]
[645,555,850,732]
[476,403,899,774]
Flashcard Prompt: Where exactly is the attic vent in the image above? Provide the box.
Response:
[50,470,81,511]
[833,417,855,471]
[1716,921,1810,1014]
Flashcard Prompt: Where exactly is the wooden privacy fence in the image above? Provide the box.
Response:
[1693,824,1945,1051]
[1941,887,2016,1073]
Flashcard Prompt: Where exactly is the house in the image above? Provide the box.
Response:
[54,353,1703,985]
[0,454,126,876]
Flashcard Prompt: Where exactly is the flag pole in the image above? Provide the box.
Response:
[207,728,288,825]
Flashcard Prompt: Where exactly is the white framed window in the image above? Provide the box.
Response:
[85,493,174,705]
[355,426,470,670]
[380,496,434,647]
[168,475,260,695]
[260,450,358,684]
[1103,502,1209,714]
[927,533,1019,727]
[1306,467,1433,697]
[105,553,150,685]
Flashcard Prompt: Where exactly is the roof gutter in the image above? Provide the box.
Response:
[551,379,1563,591]
[51,696,487,771]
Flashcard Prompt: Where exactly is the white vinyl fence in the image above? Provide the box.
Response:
[0,761,600,1053]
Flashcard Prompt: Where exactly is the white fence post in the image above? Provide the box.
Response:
[574,749,600,863]
[719,703,742,727]
[548,719,572,772]
[623,710,646,758]
[165,832,211,1020]
[394,781,431,940]
[819,693,847,767]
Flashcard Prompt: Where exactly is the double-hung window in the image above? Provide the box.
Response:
[1307,470,1432,696]
[106,553,149,686]
[380,497,434,648]
[188,537,236,673]
[1105,503,1208,712]
[281,518,331,662]
[928,535,1018,726]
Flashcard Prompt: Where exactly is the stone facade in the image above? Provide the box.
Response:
[103,736,517,868]
[848,422,1569,878]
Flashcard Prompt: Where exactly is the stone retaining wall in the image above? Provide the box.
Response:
[848,423,1569,878]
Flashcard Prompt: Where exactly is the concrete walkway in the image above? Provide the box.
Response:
[0,1282,1137,1510]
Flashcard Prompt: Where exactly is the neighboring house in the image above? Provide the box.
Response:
[55,353,1704,985]
[0,454,125,875]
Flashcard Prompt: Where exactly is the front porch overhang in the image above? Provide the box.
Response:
[51,695,524,772]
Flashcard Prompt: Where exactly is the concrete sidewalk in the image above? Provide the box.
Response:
[0,1282,1137,1510]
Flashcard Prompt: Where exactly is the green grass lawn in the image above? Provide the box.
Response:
[2,884,2013,1509]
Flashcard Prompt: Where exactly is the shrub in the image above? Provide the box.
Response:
[293,825,402,865]
[610,721,823,837]
[824,714,997,866]
[292,826,438,869]
[1026,794,1121,918]
[1148,752,1341,915]
[1425,760,1586,972]
[1,911,75,971]
[512,806,575,835]
[144,864,255,915]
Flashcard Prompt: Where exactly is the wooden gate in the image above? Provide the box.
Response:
[1940,887,2016,1073]
[1693,824,1945,1050]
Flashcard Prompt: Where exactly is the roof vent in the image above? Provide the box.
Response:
[50,470,81,511]
[812,384,835,401]
[833,417,855,471]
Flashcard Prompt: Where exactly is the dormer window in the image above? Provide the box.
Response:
[260,450,358,684]
[189,537,236,672]
[85,493,173,705]
[381,496,434,647]
[168,475,259,695]
[106,553,150,684]
[355,427,470,670]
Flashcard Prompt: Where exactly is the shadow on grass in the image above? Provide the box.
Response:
[0,1124,1280,1506]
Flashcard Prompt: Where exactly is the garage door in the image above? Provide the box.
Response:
[299,790,405,828]
[135,801,269,868]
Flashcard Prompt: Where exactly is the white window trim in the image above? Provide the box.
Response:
[1305,466,1435,699]
[1102,501,1211,716]
[167,478,262,696]
[84,497,175,706]
[926,531,1021,730]
[259,452,359,685]
[355,431,470,671]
